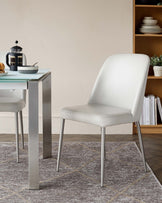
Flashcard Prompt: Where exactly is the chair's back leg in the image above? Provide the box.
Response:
[15,112,19,163]
[57,118,65,172]
[136,121,147,172]
[104,132,106,160]
[19,111,24,149]
[101,127,106,187]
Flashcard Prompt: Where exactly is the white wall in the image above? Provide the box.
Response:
[0,0,133,134]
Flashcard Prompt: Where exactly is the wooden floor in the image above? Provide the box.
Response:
[0,133,162,184]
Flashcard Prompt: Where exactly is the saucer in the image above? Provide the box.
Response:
[0,72,8,76]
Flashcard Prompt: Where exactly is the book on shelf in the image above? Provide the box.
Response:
[157,97,162,122]
[139,95,161,126]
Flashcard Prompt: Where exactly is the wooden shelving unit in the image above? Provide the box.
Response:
[133,0,162,134]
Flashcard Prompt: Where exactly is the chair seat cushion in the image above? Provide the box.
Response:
[0,97,25,112]
[61,104,134,127]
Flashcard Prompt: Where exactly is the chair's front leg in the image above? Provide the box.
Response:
[136,121,147,172]
[101,127,106,160]
[57,118,65,172]
[101,127,105,187]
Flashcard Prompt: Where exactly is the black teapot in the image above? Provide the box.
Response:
[6,41,27,71]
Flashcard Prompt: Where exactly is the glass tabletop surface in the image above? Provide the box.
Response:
[0,69,49,82]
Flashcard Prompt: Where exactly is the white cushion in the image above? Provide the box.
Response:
[0,97,25,112]
[61,104,133,127]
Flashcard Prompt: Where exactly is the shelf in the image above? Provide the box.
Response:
[133,124,162,134]
[140,124,162,128]
[135,34,162,37]
[135,5,162,8]
[148,76,162,79]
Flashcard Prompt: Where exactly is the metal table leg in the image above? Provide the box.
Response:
[28,81,39,189]
[42,73,52,159]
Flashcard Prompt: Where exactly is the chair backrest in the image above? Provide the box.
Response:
[88,54,150,121]
[0,90,26,101]
[0,52,26,102]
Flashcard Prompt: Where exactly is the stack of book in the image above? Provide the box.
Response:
[140,95,162,125]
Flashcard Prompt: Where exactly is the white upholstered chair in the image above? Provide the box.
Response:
[0,90,26,162]
[0,53,26,162]
[56,54,150,187]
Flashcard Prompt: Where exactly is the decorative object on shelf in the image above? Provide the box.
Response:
[140,17,162,34]
[143,17,157,25]
[150,55,162,76]
[6,41,27,71]
[136,0,159,5]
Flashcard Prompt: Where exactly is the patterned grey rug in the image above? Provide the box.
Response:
[0,141,162,203]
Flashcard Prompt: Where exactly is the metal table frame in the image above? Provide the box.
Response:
[0,71,52,189]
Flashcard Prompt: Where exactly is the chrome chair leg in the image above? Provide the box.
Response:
[57,118,65,172]
[15,112,19,163]
[19,111,24,149]
[101,127,105,187]
[101,127,106,160]
[104,133,106,160]
[136,121,147,172]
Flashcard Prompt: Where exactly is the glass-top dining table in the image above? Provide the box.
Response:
[0,69,52,189]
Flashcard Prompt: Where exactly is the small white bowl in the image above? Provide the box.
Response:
[144,17,153,20]
[143,19,157,26]
[18,66,39,74]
